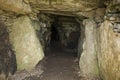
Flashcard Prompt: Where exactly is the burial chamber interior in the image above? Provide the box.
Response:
[38,13,81,55]
[0,13,82,80]
[36,13,82,80]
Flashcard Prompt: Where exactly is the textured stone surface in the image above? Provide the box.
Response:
[9,16,44,70]
[37,14,51,50]
[76,8,105,18]
[0,0,119,80]
[0,0,105,15]
[0,19,17,80]
[0,0,32,14]
[28,0,100,11]
[97,20,120,80]
[79,19,99,79]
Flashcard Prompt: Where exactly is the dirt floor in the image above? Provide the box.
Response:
[11,42,80,80]
[39,42,80,80]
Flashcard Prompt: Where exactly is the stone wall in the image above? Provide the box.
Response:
[0,0,32,14]
[78,1,120,80]
[0,19,17,80]
[0,0,119,80]
[97,20,120,80]
[97,3,120,80]
[9,16,44,70]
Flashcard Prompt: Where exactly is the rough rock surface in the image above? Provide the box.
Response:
[78,1,120,80]
[79,19,99,79]
[0,0,32,14]
[37,14,51,50]
[0,0,106,15]
[0,19,17,79]
[0,0,119,80]
[9,16,44,70]
[97,20,120,80]
[96,3,120,80]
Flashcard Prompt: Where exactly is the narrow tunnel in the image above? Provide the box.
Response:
[40,14,81,55]
[50,21,60,46]
[0,0,119,80]
[38,14,81,80]
[50,16,80,50]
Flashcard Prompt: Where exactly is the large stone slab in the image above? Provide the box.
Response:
[28,0,100,12]
[98,20,120,80]
[79,19,99,79]
[9,16,44,70]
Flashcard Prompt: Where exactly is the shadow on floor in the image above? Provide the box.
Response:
[40,42,80,80]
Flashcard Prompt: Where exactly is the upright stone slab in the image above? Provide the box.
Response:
[9,16,44,70]
[98,21,120,80]
[79,19,99,79]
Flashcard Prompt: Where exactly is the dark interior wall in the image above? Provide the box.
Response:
[51,21,60,42]
[0,19,17,79]
[50,15,81,49]
[37,14,81,50]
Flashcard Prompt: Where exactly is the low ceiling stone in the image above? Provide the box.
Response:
[0,0,119,18]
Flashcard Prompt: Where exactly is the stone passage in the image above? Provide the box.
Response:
[40,44,80,80]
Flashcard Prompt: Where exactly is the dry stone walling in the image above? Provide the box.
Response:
[0,0,119,80]
[36,14,51,50]
[78,1,120,80]
[96,4,120,80]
